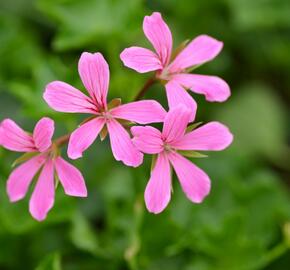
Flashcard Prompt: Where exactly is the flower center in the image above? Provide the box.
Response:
[157,68,171,81]
[47,143,59,160]
[100,111,113,120]
[163,142,174,153]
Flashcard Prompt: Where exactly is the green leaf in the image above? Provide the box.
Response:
[70,211,105,257]
[170,39,190,61]
[35,252,61,270]
[168,168,290,270]
[117,119,133,127]
[178,150,208,158]
[100,125,108,141]
[151,155,157,171]
[12,152,39,168]
[283,222,290,248]
[36,0,144,51]
[54,173,60,189]
[215,84,288,162]
[227,0,290,30]
[186,122,203,133]
[107,98,121,110]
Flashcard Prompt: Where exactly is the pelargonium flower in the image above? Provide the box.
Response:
[0,117,87,221]
[131,105,233,213]
[44,52,166,167]
[120,12,230,119]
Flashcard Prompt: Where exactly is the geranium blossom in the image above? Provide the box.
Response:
[120,12,230,119]
[44,52,166,167]
[131,105,233,213]
[0,118,87,221]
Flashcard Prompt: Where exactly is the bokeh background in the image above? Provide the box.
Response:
[0,0,290,269]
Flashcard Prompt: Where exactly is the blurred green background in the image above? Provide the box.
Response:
[0,0,290,269]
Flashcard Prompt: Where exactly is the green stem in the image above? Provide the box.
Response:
[124,195,144,270]
[256,242,288,269]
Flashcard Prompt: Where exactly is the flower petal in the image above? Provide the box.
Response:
[44,81,97,114]
[110,100,166,124]
[107,119,143,167]
[172,122,233,151]
[33,117,54,152]
[120,46,162,73]
[131,126,163,154]
[6,155,46,202]
[168,152,210,203]
[29,159,55,221]
[0,119,35,152]
[68,118,105,160]
[143,12,172,66]
[165,80,197,121]
[145,152,171,214]
[162,105,192,143]
[54,157,87,197]
[78,52,109,109]
[172,74,230,102]
[168,35,223,72]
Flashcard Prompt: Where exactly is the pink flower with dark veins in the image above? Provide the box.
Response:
[44,52,166,167]
[120,12,230,120]
[131,105,233,214]
[0,117,87,221]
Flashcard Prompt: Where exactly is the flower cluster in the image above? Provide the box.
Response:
[0,12,233,221]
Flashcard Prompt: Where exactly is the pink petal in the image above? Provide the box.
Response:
[54,157,87,197]
[165,80,197,122]
[29,159,55,221]
[168,152,211,203]
[143,12,172,66]
[168,35,223,73]
[120,46,163,73]
[44,81,97,114]
[78,52,109,109]
[172,74,230,102]
[131,126,163,154]
[0,119,35,152]
[145,152,171,214]
[68,118,105,160]
[6,155,46,202]
[172,122,233,151]
[33,117,54,152]
[110,100,166,124]
[107,119,143,167]
[162,105,192,144]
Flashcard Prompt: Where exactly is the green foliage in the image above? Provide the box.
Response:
[216,84,288,162]
[37,0,144,51]
[0,0,290,269]
[35,252,62,270]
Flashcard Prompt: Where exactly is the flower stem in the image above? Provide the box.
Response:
[256,242,288,269]
[124,195,144,270]
[54,134,70,147]
[134,77,156,101]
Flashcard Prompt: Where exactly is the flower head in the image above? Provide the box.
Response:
[44,52,166,167]
[120,12,230,119]
[0,118,87,221]
[131,105,233,213]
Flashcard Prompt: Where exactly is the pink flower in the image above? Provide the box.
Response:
[131,105,233,213]
[0,118,87,221]
[44,52,166,167]
[120,12,230,119]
